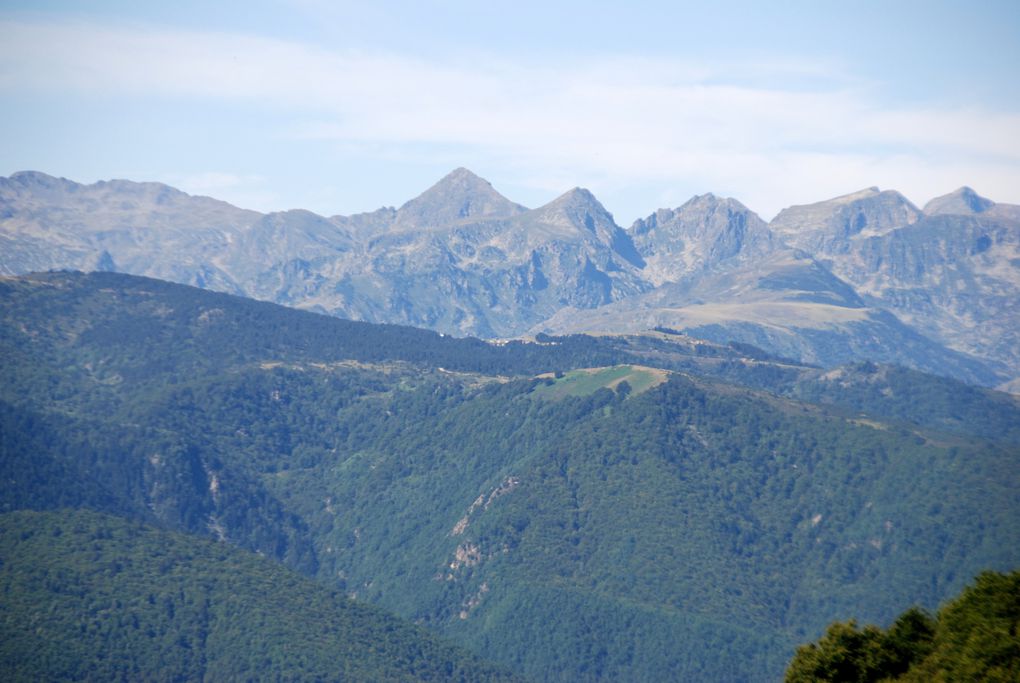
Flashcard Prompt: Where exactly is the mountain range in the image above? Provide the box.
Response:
[2,169,1018,391]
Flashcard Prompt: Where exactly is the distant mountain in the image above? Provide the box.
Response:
[1,170,1018,388]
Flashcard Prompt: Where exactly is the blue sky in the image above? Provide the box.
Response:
[1,0,1019,222]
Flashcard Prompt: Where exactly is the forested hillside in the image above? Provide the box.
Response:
[2,271,1018,681]
[0,509,521,682]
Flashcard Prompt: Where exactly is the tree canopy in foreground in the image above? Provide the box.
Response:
[786,570,1020,682]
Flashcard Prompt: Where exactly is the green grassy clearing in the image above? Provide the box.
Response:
[532,365,670,399]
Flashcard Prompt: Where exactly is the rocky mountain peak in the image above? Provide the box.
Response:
[515,187,646,270]
[8,170,67,186]
[546,186,600,208]
[629,192,772,285]
[537,187,615,226]
[831,187,881,204]
[632,193,766,237]
[526,187,631,251]
[682,192,752,214]
[769,187,920,254]
[2,171,82,201]
[393,168,526,230]
[923,187,995,216]
[683,192,721,206]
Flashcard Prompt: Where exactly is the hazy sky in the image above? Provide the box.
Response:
[2,0,1019,223]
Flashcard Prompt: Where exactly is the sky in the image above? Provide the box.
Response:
[1,0,1019,224]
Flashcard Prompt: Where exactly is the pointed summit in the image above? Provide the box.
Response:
[528,187,620,242]
[394,168,526,229]
[428,167,491,193]
[923,187,995,216]
[547,186,600,207]
[536,187,615,228]
[523,187,644,267]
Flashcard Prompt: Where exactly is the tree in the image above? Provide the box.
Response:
[786,571,1018,682]
[785,619,899,682]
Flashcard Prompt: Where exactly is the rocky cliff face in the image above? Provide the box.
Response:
[2,170,1017,388]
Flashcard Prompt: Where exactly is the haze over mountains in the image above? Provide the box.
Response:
[2,168,1018,390]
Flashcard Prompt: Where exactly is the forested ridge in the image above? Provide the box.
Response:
[1,271,1017,681]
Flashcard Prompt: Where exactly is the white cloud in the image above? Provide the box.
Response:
[2,18,1019,219]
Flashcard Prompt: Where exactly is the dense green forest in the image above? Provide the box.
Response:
[1,271,1018,681]
[785,570,1020,682]
[0,509,521,682]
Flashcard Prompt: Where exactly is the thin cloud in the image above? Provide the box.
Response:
[162,172,280,212]
[2,18,1019,219]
